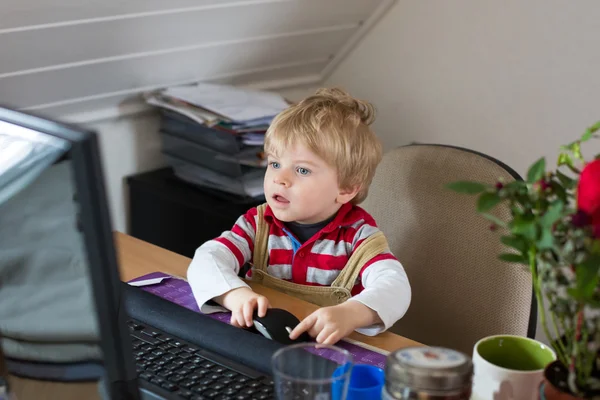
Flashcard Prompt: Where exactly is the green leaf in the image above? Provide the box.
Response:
[527,157,546,183]
[501,235,528,253]
[556,170,576,189]
[510,218,537,240]
[541,201,564,227]
[567,288,583,301]
[572,141,584,161]
[583,121,600,141]
[537,228,554,249]
[582,129,594,142]
[576,255,600,300]
[477,192,501,212]
[557,153,573,169]
[446,181,487,194]
[482,213,507,228]
[498,253,527,263]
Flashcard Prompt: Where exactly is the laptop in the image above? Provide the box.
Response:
[0,107,282,399]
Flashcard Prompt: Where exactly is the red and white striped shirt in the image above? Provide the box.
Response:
[187,203,411,335]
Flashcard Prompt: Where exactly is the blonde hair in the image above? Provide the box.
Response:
[264,88,382,204]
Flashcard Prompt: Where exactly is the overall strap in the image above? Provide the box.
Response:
[330,231,389,290]
[252,203,269,273]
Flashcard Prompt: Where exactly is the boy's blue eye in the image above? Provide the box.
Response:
[297,167,310,176]
[270,161,280,169]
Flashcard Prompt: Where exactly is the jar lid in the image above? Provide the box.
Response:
[385,347,473,391]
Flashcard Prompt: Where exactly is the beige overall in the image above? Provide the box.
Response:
[250,204,389,307]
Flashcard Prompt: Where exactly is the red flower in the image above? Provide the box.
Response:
[577,159,600,237]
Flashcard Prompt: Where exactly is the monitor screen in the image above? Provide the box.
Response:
[0,119,101,370]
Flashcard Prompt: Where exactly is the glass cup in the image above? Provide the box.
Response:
[271,343,353,400]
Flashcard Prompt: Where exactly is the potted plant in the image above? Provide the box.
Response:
[448,122,600,398]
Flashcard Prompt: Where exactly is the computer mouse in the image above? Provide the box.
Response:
[252,308,312,345]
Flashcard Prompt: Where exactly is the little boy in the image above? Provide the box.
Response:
[187,88,411,345]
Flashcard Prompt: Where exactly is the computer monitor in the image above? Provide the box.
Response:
[0,106,140,399]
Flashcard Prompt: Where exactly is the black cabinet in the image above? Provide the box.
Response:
[127,168,263,258]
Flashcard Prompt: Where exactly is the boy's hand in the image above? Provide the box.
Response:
[215,287,270,328]
[289,301,382,345]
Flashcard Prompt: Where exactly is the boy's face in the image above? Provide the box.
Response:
[264,143,356,224]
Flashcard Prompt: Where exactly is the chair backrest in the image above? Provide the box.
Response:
[361,144,536,354]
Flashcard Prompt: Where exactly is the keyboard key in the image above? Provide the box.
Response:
[247,381,262,388]
[128,321,143,330]
[168,348,182,355]
[202,390,219,398]
[163,354,176,362]
[174,358,187,366]
[213,366,226,374]
[178,389,193,399]
[217,378,233,385]
[179,352,193,360]
[254,394,271,400]
[192,384,209,394]
[175,369,190,376]
[239,388,256,396]
[231,383,244,391]
[198,377,215,386]
[152,350,166,356]
[200,361,216,369]
[191,396,209,400]
[158,343,172,350]
[180,379,198,389]
[170,375,186,384]
[139,372,153,381]
[224,371,239,379]
[160,381,178,392]
[172,341,185,348]
[150,377,165,385]
[131,332,159,344]
[189,373,206,381]
[182,346,197,353]
[261,378,274,387]
[235,376,250,384]
[146,365,162,373]
[209,383,225,391]
[222,387,239,396]
[157,370,173,379]
[165,363,180,371]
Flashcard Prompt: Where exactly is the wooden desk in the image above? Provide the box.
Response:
[116,232,421,353]
[9,232,420,399]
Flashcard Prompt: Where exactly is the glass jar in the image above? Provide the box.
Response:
[383,346,473,399]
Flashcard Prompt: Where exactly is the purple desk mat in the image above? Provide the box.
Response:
[128,272,388,368]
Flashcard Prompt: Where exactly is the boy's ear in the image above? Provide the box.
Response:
[336,185,360,204]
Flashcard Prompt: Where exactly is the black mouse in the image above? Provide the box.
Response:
[251,308,312,345]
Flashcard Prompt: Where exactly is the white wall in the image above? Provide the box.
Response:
[85,85,318,233]
[326,0,600,175]
[325,0,600,345]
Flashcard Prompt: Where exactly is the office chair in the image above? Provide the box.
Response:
[361,144,537,355]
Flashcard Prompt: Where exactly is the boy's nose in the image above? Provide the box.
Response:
[273,172,291,187]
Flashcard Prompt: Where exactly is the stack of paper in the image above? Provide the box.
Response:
[144,83,287,200]
[145,83,289,145]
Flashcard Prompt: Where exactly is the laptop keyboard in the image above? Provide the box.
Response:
[128,319,275,399]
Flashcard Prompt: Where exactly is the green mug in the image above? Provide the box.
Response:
[472,335,556,400]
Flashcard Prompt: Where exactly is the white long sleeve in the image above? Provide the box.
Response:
[187,240,249,314]
[350,258,411,336]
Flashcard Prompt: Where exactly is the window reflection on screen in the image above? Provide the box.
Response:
[0,125,101,364]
